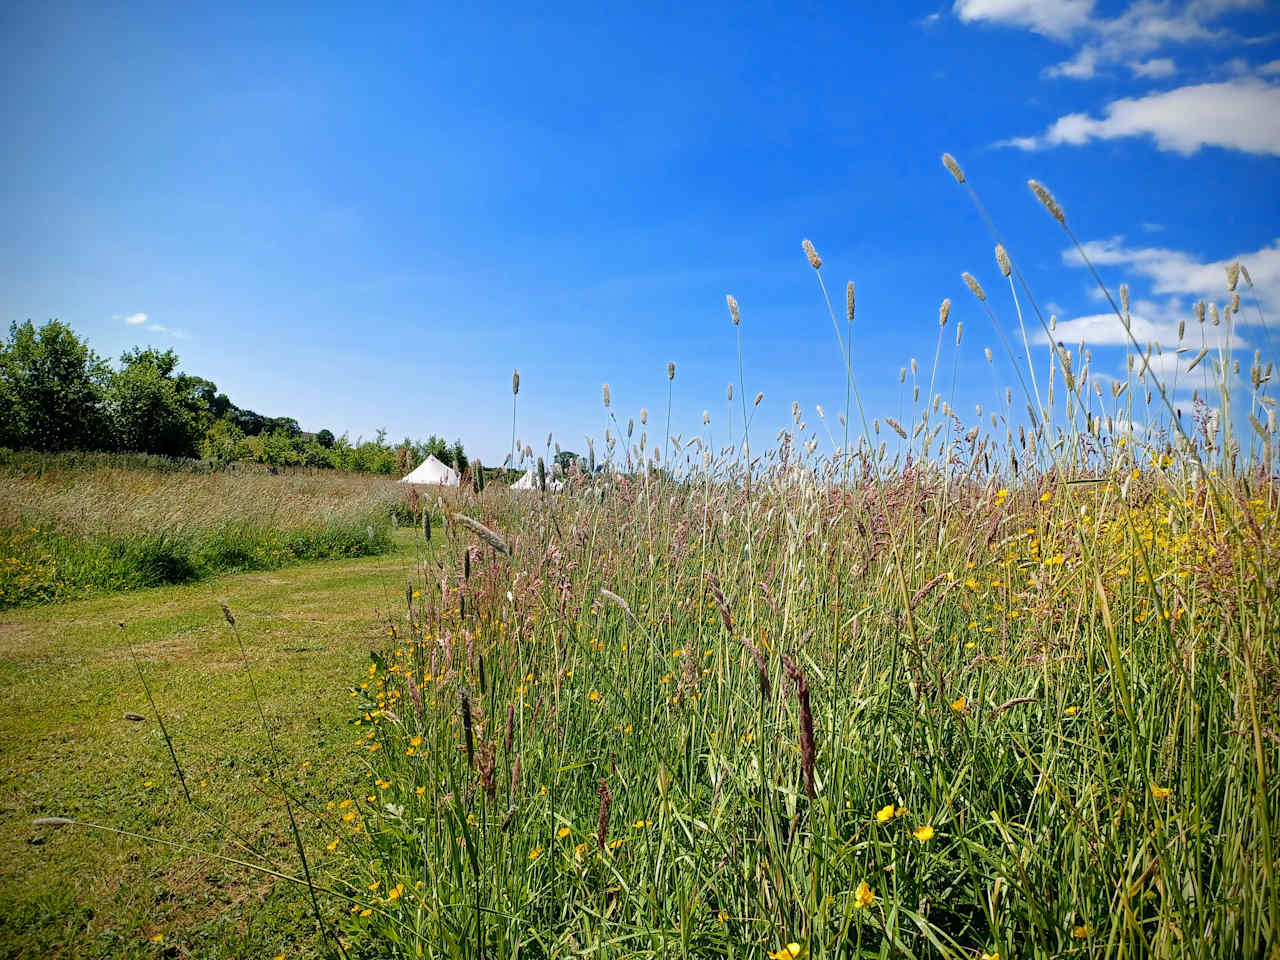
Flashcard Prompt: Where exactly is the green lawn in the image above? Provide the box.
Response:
[0,530,428,959]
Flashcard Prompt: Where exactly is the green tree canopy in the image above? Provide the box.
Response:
[0,320,111,451]
[107,346,207,457]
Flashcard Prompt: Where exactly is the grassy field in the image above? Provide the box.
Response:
[5,174,1279,959]
[0,529,431,959]
[327,468,1278,960]
[0,452,411,608]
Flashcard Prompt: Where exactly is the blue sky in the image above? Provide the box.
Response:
[3,1,1278,465]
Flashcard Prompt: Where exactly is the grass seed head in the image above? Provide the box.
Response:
[942,152,965,183]
[802,238,822,270]
[602,383,610,408]
[668,362,675,381]
[512,369,520,395]
[726,294,740,325]
[963,272,986,302]
[846,281,855,322]
[995,245,1011,278]
[1227,261,1240,291]
[939,298,951,327]
[1028,179,1066,225]
[454,513,511,557]
[597,778,612,851]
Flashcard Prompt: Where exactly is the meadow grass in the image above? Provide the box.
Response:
[15,164,1280,959]
[326,463,1277,959]
[314,169,1277,958]
[0,452,410,607]
[0,531,432,959]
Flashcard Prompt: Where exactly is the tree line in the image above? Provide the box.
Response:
[0,319,467,475]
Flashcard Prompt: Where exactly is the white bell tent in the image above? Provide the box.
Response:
[399,455,460,486]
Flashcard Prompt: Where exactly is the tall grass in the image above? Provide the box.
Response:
[0,452,412,607]
[38,165,1277,960]
[317,167,1277,959]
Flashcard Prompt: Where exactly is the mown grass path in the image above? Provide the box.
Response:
[0,531,429,959]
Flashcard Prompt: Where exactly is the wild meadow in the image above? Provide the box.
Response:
[314,169,1278,959]
[16,163,1280,959]
[0,451,403,607]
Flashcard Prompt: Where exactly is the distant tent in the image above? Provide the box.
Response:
[511,468,564,492]
[399,455,460,486]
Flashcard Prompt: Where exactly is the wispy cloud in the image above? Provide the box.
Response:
[1062,235,1280,313]
[1037,309,1244,348]
[124,312,147,325]
[954,0,1263,80]
[1000,79,1280,155]
[146,323,188,339]
[1131,57,1177,78]
[953,0,1094,40]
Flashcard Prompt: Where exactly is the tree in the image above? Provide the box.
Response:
[420,434,450,466]
[262,416,301,437]
[201,419,247,462]
[315,428,336,449]
[107,348,205,457]
[450,439,468,474]
[231,407,266,436]
[0,320,111,451]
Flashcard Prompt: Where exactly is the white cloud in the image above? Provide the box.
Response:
[1131,57,1177,77]
[1036,310,1244,348]
[953,0,1096,39]
[146,323,188,339]
[1045,46,1100,78]
[1262,59,1280,75]
[1063,235,1280,314]
[124,312,147,325]
[954,0,1264,79]
[1001,79,1280,155]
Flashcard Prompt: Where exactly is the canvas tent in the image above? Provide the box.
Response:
[399,455,460,486]
[511,468,564,492]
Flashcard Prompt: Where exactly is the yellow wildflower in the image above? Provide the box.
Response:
[854,880,874,909]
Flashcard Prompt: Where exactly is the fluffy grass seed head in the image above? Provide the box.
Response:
[846,281,855,322]
[454,513,511,557]
[512,369,520,395]
[602,383,610,408]
[754,391,763,407]
[1028,179,1066,225]
[939,298,951,327]
[668,361,675,381]
[726,294,740,325]
[1227,261,1240,291]
[963,272,986,303]
[802,238,822,270]
[942,152,965,183]
[995,245,1011,278]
